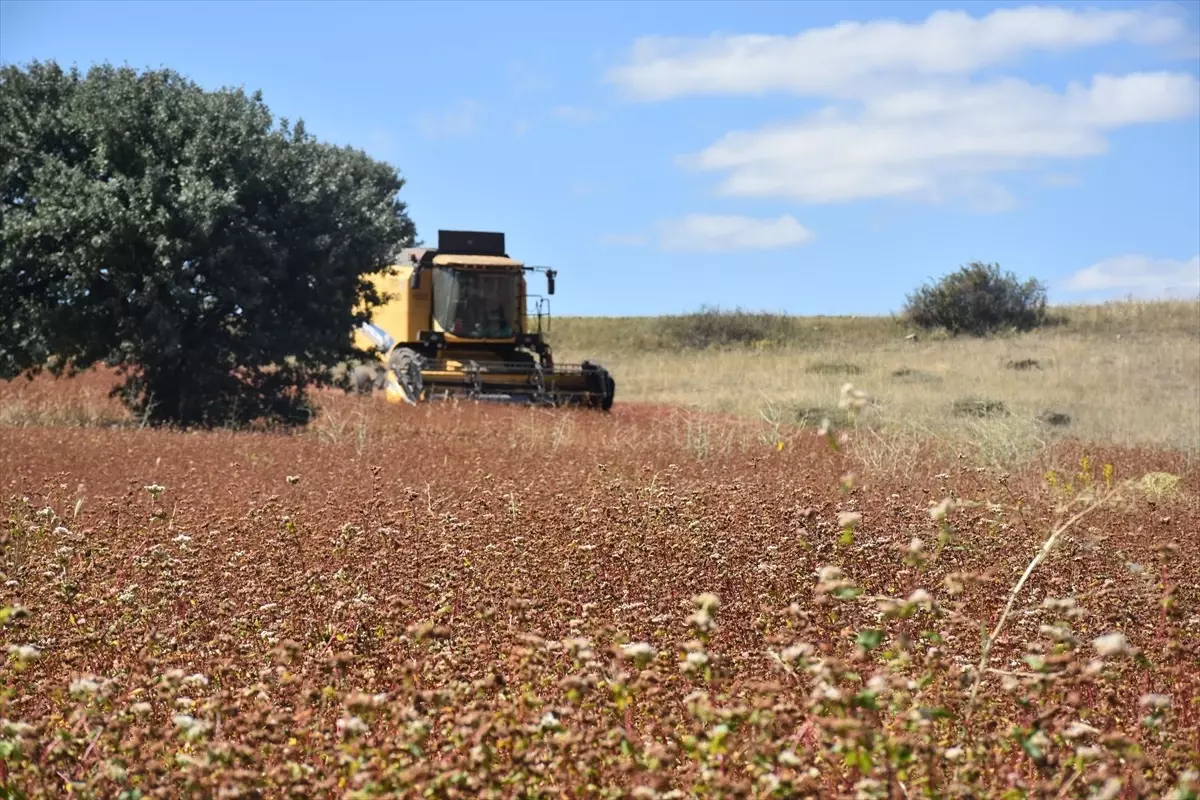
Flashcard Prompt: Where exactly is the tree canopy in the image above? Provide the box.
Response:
[0,60,415,426]
[903,262,1050,336]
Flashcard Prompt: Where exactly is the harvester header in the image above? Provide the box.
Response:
[352,230,614,410]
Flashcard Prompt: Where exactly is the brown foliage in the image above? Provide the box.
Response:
[1,379,1197,798]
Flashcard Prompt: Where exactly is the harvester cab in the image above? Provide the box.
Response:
[353,230,615,410]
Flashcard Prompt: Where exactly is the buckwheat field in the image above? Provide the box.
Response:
[1,368,1197,799]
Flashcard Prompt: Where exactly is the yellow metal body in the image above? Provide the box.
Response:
[352,257,531,353]
[352,265,428,352]
[349,241,614,410]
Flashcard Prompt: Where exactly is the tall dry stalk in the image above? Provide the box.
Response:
[964,485,1117,722]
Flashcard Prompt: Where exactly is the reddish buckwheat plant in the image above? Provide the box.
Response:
[1,382,1197,798]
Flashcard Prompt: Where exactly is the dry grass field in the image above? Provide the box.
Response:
[552,300,1200,468]
[2,299,1198,798]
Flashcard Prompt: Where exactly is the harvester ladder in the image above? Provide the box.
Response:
[532,361,548,405]
[465,360,482,399]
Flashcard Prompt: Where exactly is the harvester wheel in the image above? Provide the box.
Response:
[388,347,425,404]
[581,361,616,411]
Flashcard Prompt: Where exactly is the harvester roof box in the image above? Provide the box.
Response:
[437,230,506,257]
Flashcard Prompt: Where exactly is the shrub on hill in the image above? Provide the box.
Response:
[904,262,1050,336]
[658,306,795,349]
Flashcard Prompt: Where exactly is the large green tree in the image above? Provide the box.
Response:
[0,61,415,426]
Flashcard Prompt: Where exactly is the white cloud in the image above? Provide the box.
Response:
[417,100,479,139]
[1064,254,1200,297]
[657,214,813,252]
[680,72,1199,205]
[509,61,553,96]
[554,105,600,124]
[607,5,1199,208]
[606,5,1190,100]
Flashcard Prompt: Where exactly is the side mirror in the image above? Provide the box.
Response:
[546,270,556,295]
[409,269,421,290]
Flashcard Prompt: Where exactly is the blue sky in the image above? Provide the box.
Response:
[2,0,1199,316]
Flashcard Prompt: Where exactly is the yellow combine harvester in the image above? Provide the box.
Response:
[351,229,615,410]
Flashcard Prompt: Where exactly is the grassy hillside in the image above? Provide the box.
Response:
[546,309,911,355]
[3,298,1196,467]
[547,299,1200,464]
[549,299,1200,355]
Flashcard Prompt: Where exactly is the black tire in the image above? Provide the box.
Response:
[581,361,615,411]
[387,347,424,404]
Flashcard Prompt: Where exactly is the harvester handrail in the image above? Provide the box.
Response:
[525,294,550,335]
